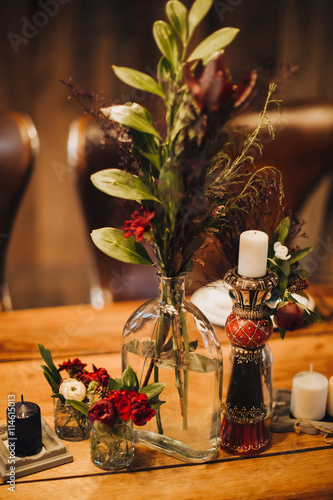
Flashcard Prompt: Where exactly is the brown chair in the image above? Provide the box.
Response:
[0,110,39,311]
[67,115,158,305]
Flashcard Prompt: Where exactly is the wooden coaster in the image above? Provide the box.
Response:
[0,418,73,482]
[270,388,333,435]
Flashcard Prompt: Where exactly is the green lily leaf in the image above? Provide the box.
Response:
[67,400,89,416]
[91,169,160,202]
[112,65,165,98]
[288,247,313,265]
[37,344,62,386]
[166,0,188,44]
[101,103,162,139]
[272,217,290,245]
[139,382,166,400]
[153,20,179,70]
[41,368,59,394]
[91,228,154,266]
[187,27,239,62]
[188,0,213,39]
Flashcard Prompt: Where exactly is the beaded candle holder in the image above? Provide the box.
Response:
[220,267,279,455]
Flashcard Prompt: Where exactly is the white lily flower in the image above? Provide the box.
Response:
[59,378,86,401]
[274,241,291,260]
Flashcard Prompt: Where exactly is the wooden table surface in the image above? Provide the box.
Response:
[0,284,333,499]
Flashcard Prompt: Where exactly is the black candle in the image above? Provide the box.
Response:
[7,395,43,457]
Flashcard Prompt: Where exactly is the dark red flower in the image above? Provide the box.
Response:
[106,390,155,425]
[274,302,304,331]
[122,207,154,242]
[58,358,87,375]
[87,399,118,429]
[84,365,110,388]
[185,53,256,113]
[129,393,156,426]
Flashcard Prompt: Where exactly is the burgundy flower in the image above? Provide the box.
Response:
[184,53,256,113]
[129,393,156,426]
[87,399,119,429]
[122,206,155,242]
[106,390,155,425]
[58,358,87,375]
[274,302,304,331]
[84,365,110,388]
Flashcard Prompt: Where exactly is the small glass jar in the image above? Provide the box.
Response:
[90,421,134,470]
[54,399,91,441]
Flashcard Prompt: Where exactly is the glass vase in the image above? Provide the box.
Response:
[229,343,273,419]
[90,421,134,470]
[122,273,223,463]
[54,399,90,441]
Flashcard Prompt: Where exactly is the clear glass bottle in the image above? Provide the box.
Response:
[90,421,134,470]
[122,274,223,463]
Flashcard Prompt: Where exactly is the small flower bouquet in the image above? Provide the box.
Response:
[38,344,165,466]
[267,217,322,338]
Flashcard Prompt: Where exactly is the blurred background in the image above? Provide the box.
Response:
[1,0,332,309]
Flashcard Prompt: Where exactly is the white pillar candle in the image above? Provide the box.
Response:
[290,366,328,420]
[327,376,333,417]
[237,230,269,278]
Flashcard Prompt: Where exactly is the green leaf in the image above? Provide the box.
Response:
[122,366,139,392]
[273,217,290,245]
[166,1,188,44]
[101,103,162,139]
[91,168,160,203]
[188,0,213,39]
[158,162,183,230]
[153,20,179,69]
[41,368,59,394]
[67,400,89,416]
[130,130,161,170]
[187,27,239,62]
[288,247,313,265]
[112,65,165,98]
[107,377,121,391]
[91,228,154,266]
[139,382,166,400]
[37,344,62,386]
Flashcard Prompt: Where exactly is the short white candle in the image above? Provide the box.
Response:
[237,230,269,278]
[290,367,328,420]
[327,376,333,417]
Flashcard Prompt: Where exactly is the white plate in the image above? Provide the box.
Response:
[191,280,315,327]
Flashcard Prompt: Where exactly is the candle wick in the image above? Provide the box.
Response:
[310,364,313,372]
[21,394,24,402]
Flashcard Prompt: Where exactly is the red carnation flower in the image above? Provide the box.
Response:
[84,365,110,388]
[130,393,156,426]
[122,207,154,242]
[58,358,87,375]
[106,389,155,425]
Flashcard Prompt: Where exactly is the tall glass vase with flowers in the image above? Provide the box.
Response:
[63,0,285,461]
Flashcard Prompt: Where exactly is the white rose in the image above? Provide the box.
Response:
[274,241,291,261]
[59,378,86,401]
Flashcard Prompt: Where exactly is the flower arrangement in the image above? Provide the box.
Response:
[37,344,165,436]
[267,217,321,338]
